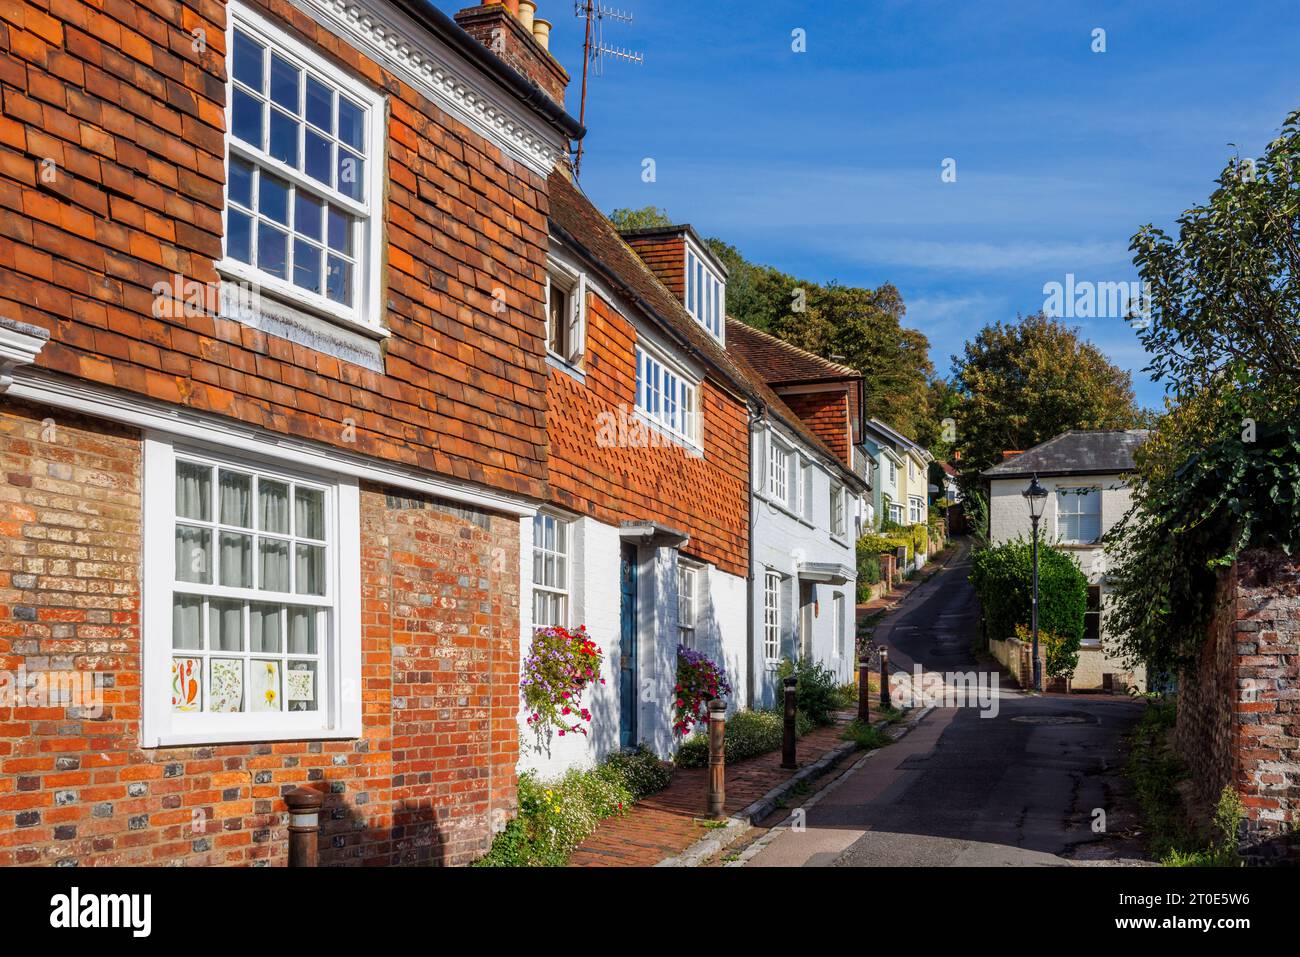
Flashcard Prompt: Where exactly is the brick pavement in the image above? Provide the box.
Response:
[567,706,881,867]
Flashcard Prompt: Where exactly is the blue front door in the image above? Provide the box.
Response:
[619,543,638,749]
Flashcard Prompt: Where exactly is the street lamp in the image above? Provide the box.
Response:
[1022,475,1048,693]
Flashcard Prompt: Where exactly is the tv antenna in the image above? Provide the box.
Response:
[573,1,643,176]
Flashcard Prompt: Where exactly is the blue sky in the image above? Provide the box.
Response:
[444,1,1300,409]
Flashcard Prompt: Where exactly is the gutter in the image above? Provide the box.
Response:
[389,0,586,141]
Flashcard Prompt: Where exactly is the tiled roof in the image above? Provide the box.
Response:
[546,172,864,489]
[725,319,860,383]
[981,430,1150,478]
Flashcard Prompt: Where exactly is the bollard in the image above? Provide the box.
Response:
[780,675,798,769]
[285,786,324,867]
[858,658,871,722]
[879,647,891,711]
[707,698,727,819]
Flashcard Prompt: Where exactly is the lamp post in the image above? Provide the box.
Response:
[1022,475,1048,693]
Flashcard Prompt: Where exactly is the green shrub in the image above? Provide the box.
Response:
[969,539,1087,647]
[841,717,891,750]
[857,547,882,598]
[832,681,859,709]
[859,531,913,563]
[597,744,672,800]
[675,708,814,769]
[776,656,842,726]
[475,745,670,867]
[1013,623,1081,681]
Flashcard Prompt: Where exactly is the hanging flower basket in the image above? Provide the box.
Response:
[522,625,604,737]
[673,645,732,736]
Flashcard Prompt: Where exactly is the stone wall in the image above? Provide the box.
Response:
[1176,550,1300,863]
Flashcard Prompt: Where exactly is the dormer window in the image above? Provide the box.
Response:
[685,243,725,342]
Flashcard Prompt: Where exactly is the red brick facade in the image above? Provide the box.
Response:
[0,400,520,866]
[1176,549,1300,863]
[546,292,750,576]
[1,0,554,500]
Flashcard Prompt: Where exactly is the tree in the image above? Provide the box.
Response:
[950,313,1144,485]
[608,206,674,230]
[1131,108,1300,400]
[705,237,800,334]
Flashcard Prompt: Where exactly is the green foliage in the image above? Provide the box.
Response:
[833,681,859,708]
[1013,623,1080,681]
[1105,417,1300,678]
[776,656,843,726]
[962,487,990,548]
[950,313,1146,486]
[1125,701,1243,867]
[841,718,891,751]
[475,746,670,867]
[969,539,1088,649]
[1129,108,1300,398]
[675,708,815,769]
[859,531,913,563]
[607,206,674,230]
[856,549,882,598]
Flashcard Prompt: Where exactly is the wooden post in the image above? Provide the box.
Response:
[707,699,726,819]
[780,676,798,769]
[285,786,323,867]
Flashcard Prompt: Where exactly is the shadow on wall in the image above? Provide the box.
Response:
[300,792,456,867]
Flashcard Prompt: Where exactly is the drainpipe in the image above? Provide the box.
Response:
[745,402,766,710]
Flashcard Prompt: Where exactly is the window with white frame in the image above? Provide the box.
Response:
[222,4,384,329]
[833,593,845,658]
[1056,487,1102,544]
[685,245,725,341]
[767,435,789,504]
[532,513,571,628]
[546,259,586,366]
[763,571,782,663]
[143,437,361,746]
[799,460,813,521]
[909,497,923,524]
[830,483,846,538]
[635,345,700,446]
[677,561,699,648]
[887,460,896,485]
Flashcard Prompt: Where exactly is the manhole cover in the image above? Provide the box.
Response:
[1011,714,1089,726]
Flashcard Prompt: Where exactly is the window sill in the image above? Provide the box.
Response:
[146,722,358,748]
[215,262,388,373]
[546,352,586,383]
[756,490,817,529]
[632,408,703,458]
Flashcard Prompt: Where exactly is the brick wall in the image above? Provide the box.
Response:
[0,0,552,500]
[1176,549,1300,863]
[546,292,749,575]
[779,389,850,467]
[0,400,519,866]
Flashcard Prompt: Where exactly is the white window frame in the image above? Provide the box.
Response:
[1055,486,1102,545]
[767,434,790,504]
[832,593,845,659]
[141,434,361,747]
[830,482,846,539]
[635,343,701,448]
[532,512,572,629]
[684,238,725,343]
[888,460,897,485]
[545,258,587,367]
[677,560,700,648]
[218,1,388,337]
[763,571,782,663]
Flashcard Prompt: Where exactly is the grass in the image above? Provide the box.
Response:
[1125,699,1243,867]
[841,717,893,751]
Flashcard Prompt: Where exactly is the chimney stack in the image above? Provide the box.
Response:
[455,1,569,106]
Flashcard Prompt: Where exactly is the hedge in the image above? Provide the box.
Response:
[969,539,1088,648]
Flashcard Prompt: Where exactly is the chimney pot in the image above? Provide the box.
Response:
[532,17,552,50]
[518,0,536,31]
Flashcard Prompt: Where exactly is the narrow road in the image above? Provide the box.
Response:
[744,541,1148,867]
